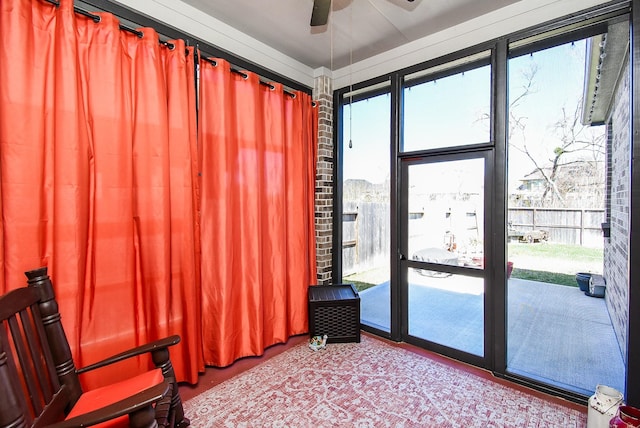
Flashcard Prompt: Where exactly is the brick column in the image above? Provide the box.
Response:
[313,72,333,285]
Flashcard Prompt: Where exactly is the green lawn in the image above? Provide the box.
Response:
[345,279,377,293]
[344,243,602,289]
[511,268,576,286]
[508,242,602,263]
[508,242,602,286]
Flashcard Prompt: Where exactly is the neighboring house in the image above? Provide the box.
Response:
[582,21,630,363]
[511,168,545,208]
[510,162,605,208]
[515,169,547,194]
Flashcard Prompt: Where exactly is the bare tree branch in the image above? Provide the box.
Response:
[503,64,605,208]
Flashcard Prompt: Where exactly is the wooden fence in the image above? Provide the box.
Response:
[508,207,605,247]
[342,204,605,274]
[342,201,390,275]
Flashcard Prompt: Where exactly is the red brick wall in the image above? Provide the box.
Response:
[313,75,333,285]
[603,57,630,363]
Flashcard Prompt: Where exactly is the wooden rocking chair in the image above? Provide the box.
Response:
[0,267,190,428]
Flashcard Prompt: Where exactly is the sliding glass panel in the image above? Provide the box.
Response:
[507,32,626,395]
[342,92,391,332]
[403,63,491,152]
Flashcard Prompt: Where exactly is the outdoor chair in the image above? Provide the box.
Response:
[0,266,190,428]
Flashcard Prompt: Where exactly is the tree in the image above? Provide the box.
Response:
[498,63,606,208]
[506,64,567,205]
[545,99,605,206]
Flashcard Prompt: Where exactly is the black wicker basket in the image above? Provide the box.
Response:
[308,284,360,343]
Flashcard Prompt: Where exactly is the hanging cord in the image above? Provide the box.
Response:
[330,7,334,73]
[348,2,353,149]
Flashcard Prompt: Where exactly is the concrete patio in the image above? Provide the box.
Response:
[359,273,626,396]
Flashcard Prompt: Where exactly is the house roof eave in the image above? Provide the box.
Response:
[582,21,629,125]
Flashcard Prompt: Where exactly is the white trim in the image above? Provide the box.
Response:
[110,0,316,87]
[329,0,613,89]
[111,0,614,90]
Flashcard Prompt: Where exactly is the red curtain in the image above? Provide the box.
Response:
[0,0,317,385]
[199,58,317,366]
[0,0,202,387]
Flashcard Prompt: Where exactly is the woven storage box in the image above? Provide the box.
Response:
[308,284,360,343]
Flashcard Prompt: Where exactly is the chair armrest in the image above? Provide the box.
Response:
[45,381,171,428]
[77,335,181,374]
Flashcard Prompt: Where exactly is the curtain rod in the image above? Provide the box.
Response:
[44,0,185,53]
[41,0,315,106]
[67,0,312,94]
[199,56,300,99]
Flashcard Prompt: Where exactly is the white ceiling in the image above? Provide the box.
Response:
[175,0,519,70]
[112,0,614,89]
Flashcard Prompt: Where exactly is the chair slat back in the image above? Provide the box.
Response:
[23,301,60,400]
[0,286,69,428]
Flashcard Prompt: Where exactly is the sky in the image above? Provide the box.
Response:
[342,92,391,184]
[507,39,605,186]
[342,38,606,189]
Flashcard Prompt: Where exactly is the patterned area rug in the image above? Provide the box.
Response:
[184,336,586,427]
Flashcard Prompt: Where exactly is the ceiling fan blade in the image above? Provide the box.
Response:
[310,0,331,26]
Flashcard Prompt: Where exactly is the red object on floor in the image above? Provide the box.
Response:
[610,405,640,427]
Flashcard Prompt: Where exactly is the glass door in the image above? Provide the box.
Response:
[398,54,491,362]
[400,153,488,359]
